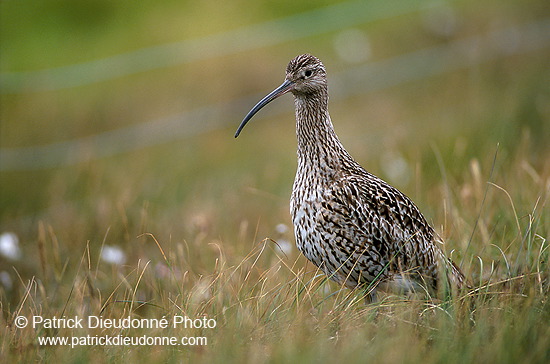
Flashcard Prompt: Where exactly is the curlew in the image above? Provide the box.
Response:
[235,54,467,299]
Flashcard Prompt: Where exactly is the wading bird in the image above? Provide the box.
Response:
[235,54,467,300]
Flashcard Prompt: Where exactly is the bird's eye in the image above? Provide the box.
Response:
[304,70,313,78]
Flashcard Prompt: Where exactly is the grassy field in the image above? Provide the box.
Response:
[1,0,548,362]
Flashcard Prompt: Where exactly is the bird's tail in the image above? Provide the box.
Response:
[434,247,470,294]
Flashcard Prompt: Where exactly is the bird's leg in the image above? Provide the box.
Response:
[364,287,378,304]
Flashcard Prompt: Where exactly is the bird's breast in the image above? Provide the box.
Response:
[290,175,334,265]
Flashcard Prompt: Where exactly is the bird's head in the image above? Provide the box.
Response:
[285,54,327,96]
[235,54,327,138]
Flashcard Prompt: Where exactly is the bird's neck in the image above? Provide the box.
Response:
[293,93,352,174]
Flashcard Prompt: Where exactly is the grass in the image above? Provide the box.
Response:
[1,0,549,362]
[1,177,548,363]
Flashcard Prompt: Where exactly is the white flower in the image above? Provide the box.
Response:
[0,232,21,260]
[101,245,126,265]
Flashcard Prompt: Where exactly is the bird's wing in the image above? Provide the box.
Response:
[319,172,438,276]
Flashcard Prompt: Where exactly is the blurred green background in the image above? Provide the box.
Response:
[0,0,548,298]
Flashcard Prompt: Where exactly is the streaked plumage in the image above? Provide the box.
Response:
[236,54,467,298]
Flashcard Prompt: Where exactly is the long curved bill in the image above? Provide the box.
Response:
[234,79,294,138]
